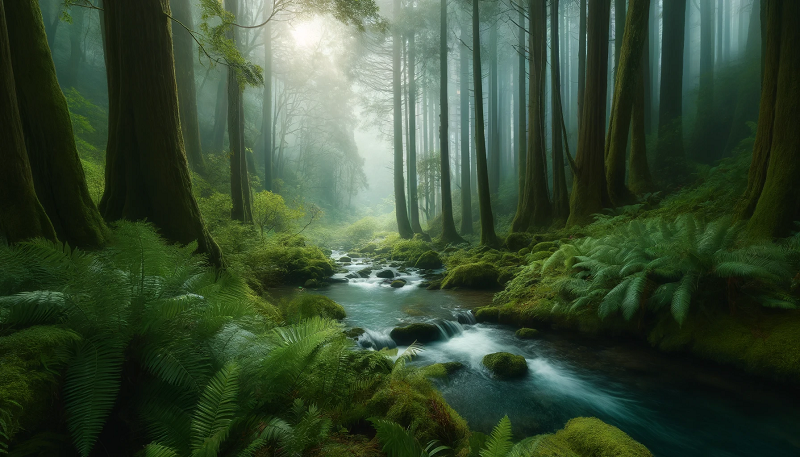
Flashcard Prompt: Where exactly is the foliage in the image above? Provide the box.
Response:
[370,419,449,457]
[284,294,346,322]
[252,191,305,238]
[542,216,799,325]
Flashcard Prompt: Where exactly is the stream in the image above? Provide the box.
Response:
[277,253,800,456]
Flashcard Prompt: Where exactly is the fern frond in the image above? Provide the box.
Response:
[480,415,513,457]
[393,341,424,371]
[144,444,180,457]
[671,272,698,325]
[0,291,67,328]
[370,418,423,457]
[190,363,239,454]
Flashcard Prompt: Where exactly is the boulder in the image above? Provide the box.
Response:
[344,327,365,339]
[376,269,395,279]
[286,294,346,321]
[414,250,442,269]
[357,268,372,278]
[505,232,533,252]
[474,307,499,323]
[390,323,440,345]
[390,279,406,288]
[482,352,528,379]
[441,262,500,289]
[515,328,540,339]
[338,256,352,263]
[528,418,653,457]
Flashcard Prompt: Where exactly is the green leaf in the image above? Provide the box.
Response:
[480,416,513,457]
[190,363,239,454]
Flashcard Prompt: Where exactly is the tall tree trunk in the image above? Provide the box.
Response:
[408,32,423,233]
[171,0,205,174]
[650,0,659,134]
[740,0,800,238]
[100,0,223,266]
[0,0,56,243]
[567,0,611,227]
[696,0,715,162]
[393,0,414,239]
[550,0,569,221]
[4,0,107,247]
[716,0,723,67]
[642,0,652,135]
[605,0,650,207]
[512,0,551,231]
[488,14,499,195]
[472,0,498,246]
[516,0,527,217]
[439,0,463,244]
[629,27,654,195]
[65,4,84,88]
[578,0,587,130]
[459,21,473,235]
[226,0,252,223]
[656,0,686,167]
[262,21,273,191]
[614,0,625,79]
[211,75,227,153]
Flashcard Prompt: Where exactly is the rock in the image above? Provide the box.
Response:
[376,269,395,279]
[531,241,558,254]
[421,361,465,378]
[286,294,346,321]
[414,250,442,269]
[425,279,442,290]
[528,417,653,457]
[515,328,540,339]
[344,327,365,339]
[474,307,499,322]
[357,268,372,278]
[390,323,440,345]
[441,262,500,289]
[529,251,552,262]
[505,232,533,252]
[390,279,406,288]
[345,273,359,279]
[519,247,531,256]
[327,277,348,284]
[339,256,352,263]
[482,352,528,379]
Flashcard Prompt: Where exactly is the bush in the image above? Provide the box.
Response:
[344,217,378,248]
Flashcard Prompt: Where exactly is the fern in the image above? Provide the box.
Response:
[190,363,239,455]
[480,416,513,457]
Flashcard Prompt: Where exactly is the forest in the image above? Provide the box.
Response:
[1,0,799,455]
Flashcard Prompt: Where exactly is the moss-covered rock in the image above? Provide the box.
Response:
[543,417,653,457]
[519,247,531,256]
[390,323,441,345]
[338,256,352,263]
[441,262,500,289]
[390,279,407,288]
[506,232,533,251]
[414,250,442,269]
[529,251,553,262]
[310,434,382,457]
[515,328,540,339]
[285,294,346,321]
[357,268,372,278]
[531,241,558,254]
[474,307,500,323]
[344,327,365,339]
[304,278,322,288]
[376,269,395,279]
[391,239,432,262]
[482,352,528,379]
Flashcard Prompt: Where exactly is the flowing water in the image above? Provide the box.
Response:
[275,253,800,456]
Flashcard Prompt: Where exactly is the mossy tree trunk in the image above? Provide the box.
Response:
[408,32,423,234]
[171,0,205,175]
[740,0,800,239]
[605,0,650,207]
[262,21,273,191]
[438,0,464,245]
[694,0,715,162]
[472,0,498,247]
[393,0,414,239]
[0,0,56,243]
[459,21,473,235]
[578,0,587,132]
[629,32,654,195]
[656,0,686,167]
[614,0,625,80]
[567,0,611,227]
[226,0,252,223]
[516,0,527,218]
[512,0,551,232]
[550,0,569,222]
[99,0,223,266]
[4,0,107,247]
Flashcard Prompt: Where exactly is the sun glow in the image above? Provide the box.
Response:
[290,18,324,48]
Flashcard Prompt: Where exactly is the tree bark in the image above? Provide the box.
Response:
[65,4,84,88]
[695,0,715,162]
[0,0,56,244]
[578,0,587,131]
[408,32,423,234]
[567,0,611,227]
[226,0,252,223]
[629,27,654,195]
[488,14,500,195]
[4,0,107,247]
[472,0,498,246]
[512,0,551,231]
[393,0,414,239]
[211,75,227,153]
[740,0,800,238]
[99,0,223,266]
[605,0,650,207]
[262,21,273,191]
[614,0,625,80]
[459,20,473,235]
[656,0,686,166]
[171,0,205,174]
[550,0,569,221]
[516,0,527,216]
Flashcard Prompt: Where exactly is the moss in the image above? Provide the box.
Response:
[421,362,465,378]
[390,279,407,288]
[519,247,531,256]
[555,417,652,457]
[357,268,372,278]
[527,433,581,457]
[338,256,352,263]
[344,327,365,339]
[376,269,395,279]
[530,251,553,262]
[390,323,441,345]
[474,307,499,323]
[531,241,559,253]
[481,352,528,379]
[506,232,533,251]
[285,294,346,322]
[391,239,432,263]
[441,263,500,290]
[310,434,382,457]
[515,328,540,339]
[414,250,442,269]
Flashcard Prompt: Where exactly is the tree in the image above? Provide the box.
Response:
[226,0,253,223]
[512,0,550,232]
[614,0,625,78]
[0,0,56,243]
[4,0,107,247]
[740,0,800,239]
[472,0,498,246]
[408,29,424,234]
[694,0,715,162]
[64,4,84,89]
[578,0,587,130]
[605,0,650,207]
[171,0,206,174]
[550,0,569,222]
[393,0,414,239]
[438,0,464,244]
[629,26,654,195]
[99,0,223,266]
[488,8,499,195]
[262,19,274,191]
[656,0,686,167]
[516,0,527,217]
[567,0,611,227]
[459,20,473,235]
